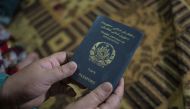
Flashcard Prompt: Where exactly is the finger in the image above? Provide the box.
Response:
[17,52,39,69]
[21,94,45,109]
[74,82,113,108]
[48,61,77,83]
[67,52,74,56]
[99,78,124,109]
[40,52,67,68]
[113,78,124,97]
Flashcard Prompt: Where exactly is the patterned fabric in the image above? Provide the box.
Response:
[6,0,190,109]
[0,25,26,75]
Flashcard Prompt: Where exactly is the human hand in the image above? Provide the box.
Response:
[0,52,77,109]
[17,52,39,70]
[66,78,124,109]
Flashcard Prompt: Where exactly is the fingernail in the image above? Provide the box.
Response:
[68,61,77,70]
[101,82,112,92]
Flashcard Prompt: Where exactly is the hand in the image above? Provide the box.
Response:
[17,52,39,70]
[0,52,77,109]
[66,78,124,109]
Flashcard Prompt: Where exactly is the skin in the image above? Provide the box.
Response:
[0,52,124,109]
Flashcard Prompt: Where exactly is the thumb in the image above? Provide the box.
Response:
[48,61,77,84]
[70,82,113,109]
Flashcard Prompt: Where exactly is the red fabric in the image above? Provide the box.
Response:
[0,41,9,53]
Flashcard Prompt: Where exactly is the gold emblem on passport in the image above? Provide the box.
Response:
[89,42,116,68]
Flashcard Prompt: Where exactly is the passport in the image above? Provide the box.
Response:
[71,16,143,90]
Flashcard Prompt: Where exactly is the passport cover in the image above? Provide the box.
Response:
[71,16,143,90]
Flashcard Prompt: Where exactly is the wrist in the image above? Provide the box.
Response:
[0,73,21,109]
[0,73,14,108]
[0,73,36,109]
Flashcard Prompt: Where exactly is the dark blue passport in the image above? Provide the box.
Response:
[71,16,143,90]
